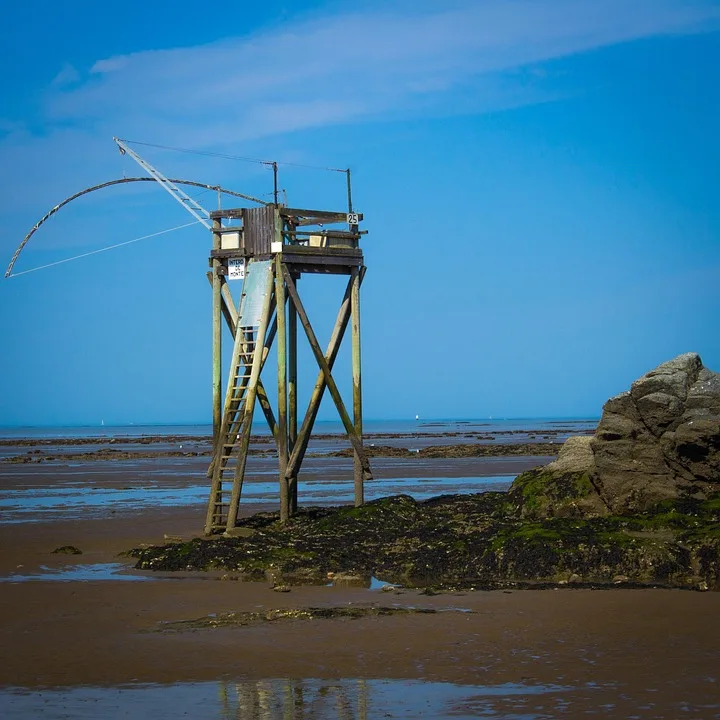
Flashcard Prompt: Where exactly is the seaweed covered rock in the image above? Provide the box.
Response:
[511,353,720,518]
[508,436,606,519]
[129,491,720,590]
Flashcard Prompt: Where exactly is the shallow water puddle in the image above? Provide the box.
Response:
[0,678,575,719]
[1,678,716,718]
[0,563,153,583]
[0,476,515,524]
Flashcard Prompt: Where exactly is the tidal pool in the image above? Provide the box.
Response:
[0,678,578,719]
[1,677,713,718]
[0,475,515,524]
[0,563,153,583]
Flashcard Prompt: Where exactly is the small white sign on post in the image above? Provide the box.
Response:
[228,258,245,280]
[347,212,359,225]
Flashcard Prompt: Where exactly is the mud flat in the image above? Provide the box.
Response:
[1,430,719,718]
[1,528,719,718]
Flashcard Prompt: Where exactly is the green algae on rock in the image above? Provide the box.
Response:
[508,436,608,520]
[129,491,720,591]
[510,353,720,521]
[128,355,720,592]
[51,545,83,555]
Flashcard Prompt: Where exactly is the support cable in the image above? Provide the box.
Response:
[120,138,348,173]
[7,221,200,278]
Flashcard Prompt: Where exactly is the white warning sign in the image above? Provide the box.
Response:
[228,258,245,280]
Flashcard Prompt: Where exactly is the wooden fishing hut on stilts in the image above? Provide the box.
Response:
[205,175,373,535]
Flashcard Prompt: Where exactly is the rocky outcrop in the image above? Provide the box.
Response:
[507,436,607,519]
[511,353,720,518]
[128,353,720,592]
[130,491,720,591]
[592,353,720,512]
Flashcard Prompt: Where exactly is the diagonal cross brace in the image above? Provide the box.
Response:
[281,264,372,480]
[284,269,360,480]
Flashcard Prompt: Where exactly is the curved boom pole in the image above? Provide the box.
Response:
[5,177,267,278]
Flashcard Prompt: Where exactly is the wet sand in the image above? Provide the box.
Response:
[1,447,719,718]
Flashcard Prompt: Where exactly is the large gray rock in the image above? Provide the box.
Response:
[592,353,720,512]
[511,353,720,517]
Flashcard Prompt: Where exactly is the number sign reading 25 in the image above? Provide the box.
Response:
[347,213,359,225]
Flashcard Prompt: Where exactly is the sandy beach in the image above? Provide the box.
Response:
[1,432,719,718]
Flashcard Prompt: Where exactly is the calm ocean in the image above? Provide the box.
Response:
[0,418,597,440]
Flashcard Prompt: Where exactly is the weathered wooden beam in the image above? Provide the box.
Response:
[211,207,362,223]
[212,225,245,234]
[209,208,244,220]
[275,255,290,522]
[280,254,363,267]
[278,245,362,257]
[210,249,249,259]
[220,282,238,329]
[351,267,364,506]
[282,265,371,480]
[278,264,357,276]
[206,272,238,335]
[288,295,298,512]
[282,230,360,240]
[212,220,222,441]
[281,208,363,224]
[255,380,278,442]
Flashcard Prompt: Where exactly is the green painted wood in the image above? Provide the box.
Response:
[275,256,290,522]
[351,267,364,506]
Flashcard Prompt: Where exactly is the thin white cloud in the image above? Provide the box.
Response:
[37,0,720,143]
[51,63,80,87]
[1,0,718,227]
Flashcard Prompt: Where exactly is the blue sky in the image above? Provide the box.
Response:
[1,0,719,426]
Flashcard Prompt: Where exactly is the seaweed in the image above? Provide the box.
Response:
[128,491,720,591]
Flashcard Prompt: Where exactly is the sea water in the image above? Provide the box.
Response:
[0,418,597,440]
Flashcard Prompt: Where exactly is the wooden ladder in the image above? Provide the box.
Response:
[205,260,274,534]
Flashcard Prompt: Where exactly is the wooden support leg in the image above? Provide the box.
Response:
[211,221,222,442]
[288,294,298,513]
[351,267,364,506]
[275,256,290,523]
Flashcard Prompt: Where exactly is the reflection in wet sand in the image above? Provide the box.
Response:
[222,679,369,720]
[2,676,719,719]
[0,678,581,719]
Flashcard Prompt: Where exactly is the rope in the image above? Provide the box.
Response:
[7,221,200,278]
[121,139,348,173]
